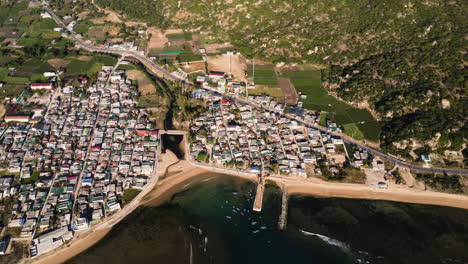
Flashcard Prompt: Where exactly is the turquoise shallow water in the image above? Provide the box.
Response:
[68,176,468,264]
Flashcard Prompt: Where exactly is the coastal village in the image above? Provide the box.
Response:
[189,76,386,180]
[0,1,466,262]
[0,65,158,257]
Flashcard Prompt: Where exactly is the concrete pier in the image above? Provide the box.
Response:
[252,178,265,212]
[278,187,288,230]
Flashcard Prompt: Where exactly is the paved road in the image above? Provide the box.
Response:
[36,1,468,176]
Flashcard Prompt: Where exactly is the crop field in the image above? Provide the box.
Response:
[87,26,107,40]
[357,121,381,142]
[248,87,284,99]
[248,64,278,86]
[166,32,192,41]
[0,1,28,26]
[12,59,53,77]
[280,68,380,141]
[64,55,117,77]
[178,52,203,62]
[0,84,26,99]
[343,123,365,140]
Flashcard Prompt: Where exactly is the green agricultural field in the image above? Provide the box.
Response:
[357,121,381,142]
[0,68,9,81]
[282,68,380,141]
[248,64,278,86]
[30,73,48,83]
[13,59,53,77]
[166,32,192,41]
[248,87,283,98]
[343,123,365,140]
[178,52,203,62]
[65,60,88,76]
[3,76,29,85]
[0,84,26,99]
[85,63,104,76]
[318,111,327,126]
[65,55,117,77]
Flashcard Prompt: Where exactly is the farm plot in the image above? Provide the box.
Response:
[64,55,117,77]
[126,69,156,95]
[280,67,380,141]
[248,64,278,86]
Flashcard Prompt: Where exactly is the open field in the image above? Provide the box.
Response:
[126,69,156,95]
[277,77,297,105]
[180,61,205,73]
[248,87,284,99]
[48,58,71,70]
[147,27,167,50]
[343,123,365,140]
[0,84,26,99]
[64,55,117,77]
[279,67,380,141]
[248,64,278,86]
[208,54,247,82]
[178,53,203,63]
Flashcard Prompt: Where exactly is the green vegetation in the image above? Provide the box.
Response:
[90,0,467,157]
[343,123,364,141]
[248,65,277,86]
[121,188,141,206]
[248,87,283,99]
[415,173,466,194]
[166,32,192,41]
[178,53,203,63]
[64,55,117,77]
[196,152,208,162]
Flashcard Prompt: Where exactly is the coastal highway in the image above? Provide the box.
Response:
[36,1,468,176]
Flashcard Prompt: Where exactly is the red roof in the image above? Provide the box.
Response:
[5,116,29,120]
[31,83,52,87]
[136,130,149,136]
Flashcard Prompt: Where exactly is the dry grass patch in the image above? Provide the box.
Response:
[126,69,155,95]
[148,27,167,50]
[207,54,247,82]
[181,61,206,73]
[48,58,71,70]
[77,56,92,61]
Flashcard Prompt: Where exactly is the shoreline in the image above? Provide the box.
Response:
[269,176,468,210]
[29,159,468,264]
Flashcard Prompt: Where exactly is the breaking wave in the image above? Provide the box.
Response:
[299,230,350,251]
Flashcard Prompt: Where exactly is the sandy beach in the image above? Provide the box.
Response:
[29,157,468,264]
[269,176,468,210]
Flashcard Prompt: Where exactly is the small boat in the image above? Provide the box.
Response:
[225,216,231,219]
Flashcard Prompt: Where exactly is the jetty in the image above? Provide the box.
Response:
[252,162,265,212]
[278,186,288,230]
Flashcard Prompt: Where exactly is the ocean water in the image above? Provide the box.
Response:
[68,176,468,264]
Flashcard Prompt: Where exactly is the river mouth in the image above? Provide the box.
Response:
[161,134,185,159]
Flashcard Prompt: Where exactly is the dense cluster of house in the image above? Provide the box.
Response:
[196,71,246,95]
[0,66,159,257]
[189,89,365,177]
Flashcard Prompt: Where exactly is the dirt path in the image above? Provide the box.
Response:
[277,77,297,105]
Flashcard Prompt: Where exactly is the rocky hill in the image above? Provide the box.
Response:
[90,0,467,165]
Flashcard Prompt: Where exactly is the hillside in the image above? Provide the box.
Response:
[90,0,467,164]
